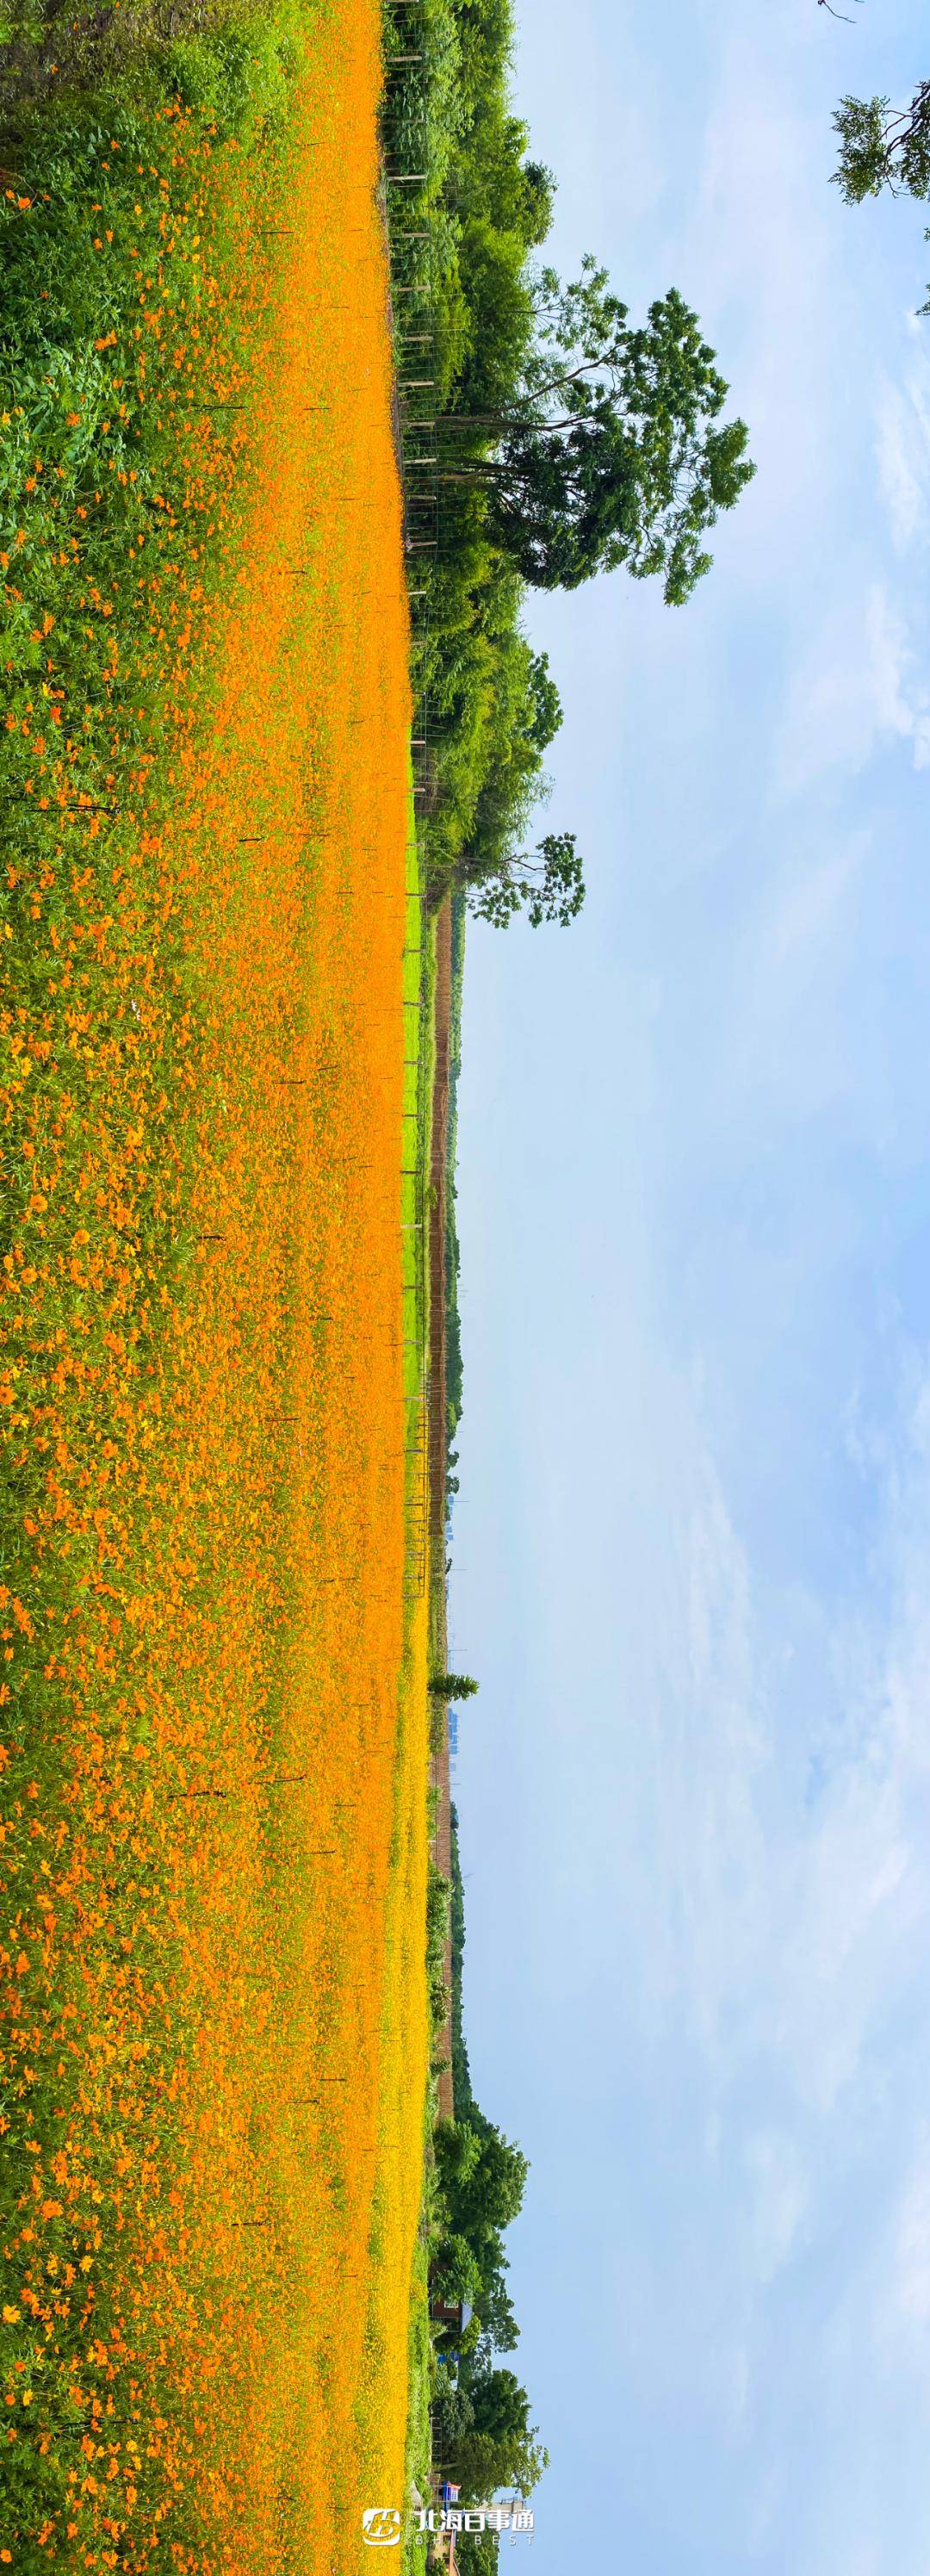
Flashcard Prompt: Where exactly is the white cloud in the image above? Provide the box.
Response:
[876,337,930,553]
[456,8,930,2563]
[687,1354,930,2097]
[866,586,930,766]
[527,1338,930,2132]
[743,2130,809,2283]
[775,581,930,796]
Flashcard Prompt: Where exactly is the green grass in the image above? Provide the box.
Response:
[0,0,325,947]
[0,0,314,126]
[401,2214,436,2571]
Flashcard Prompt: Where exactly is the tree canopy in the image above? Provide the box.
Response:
[447,264,755,605]
[466,829,585,930]
[386,1,756,932]
[437,2116,529,2248]
[833,80,930,202]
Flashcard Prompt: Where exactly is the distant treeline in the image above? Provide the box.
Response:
[384,0,562,922]
[382,0,754,931]
[446,891,465,1458]
[430,1810,547,2567]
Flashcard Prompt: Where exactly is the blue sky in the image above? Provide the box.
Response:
[449,2,930,2568]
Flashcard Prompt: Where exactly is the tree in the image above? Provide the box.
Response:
[433,2372,476,2450]
[833,81,930,201]
[525,647,562,749]
[465,829,584,929]
[430,1673,480,1700]
[450,2426,549,2504]
[431,2232,485,2309]
[467,2368,531,2447]
[437,2119,529,2248]
[454,2536,500,2576]
[440,618,570,922]
[436,2120,482,2198]
[443,263,755,604]
[435,2348,545,2502]
[473,2269,519,2360]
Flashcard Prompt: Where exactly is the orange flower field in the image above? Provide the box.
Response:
[0,5,430,2570]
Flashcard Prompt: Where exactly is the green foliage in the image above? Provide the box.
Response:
[0,19,320,2560]
[432,2335,548,2505]
[461,268,755,603]
[427,1861,452,2032]
[454,2425,549,2503]
[418,520,556,885]
[0,0,307,129]
[0,33,300,753]
[430,1671,479,1698]
[431,2229,484,2306]
[436,2116,527,2246]
[445,892,465,1439]
[433,1810,535,2537]
[833,81,930,202]
[468,829,585,929]
[450,1803,473,2118]
[383,0,567,917]
[385,1,752,928]
[456,2534,503,2576]
[160,19,301,137]
[468,2364,531,2445]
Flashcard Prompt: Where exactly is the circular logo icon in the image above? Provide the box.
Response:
[362,2509,402,2548]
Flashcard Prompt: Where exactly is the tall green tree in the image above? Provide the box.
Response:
[437,2117,529,2247]
[472,2266,519,2360]
[468,2367,531,2446]
[443,261,755,603]
[450,2425,549,2504]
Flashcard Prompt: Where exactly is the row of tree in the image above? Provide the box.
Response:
[427,1808,546,2574]
[385,5,930,939]
[383,0,754,933]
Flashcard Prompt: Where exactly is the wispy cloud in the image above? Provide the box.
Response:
[876,332,930,553]
[775,581,930,795]
[456,5,930,2569]
[674,1347,930,2069]
[742,2129,809,2285]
